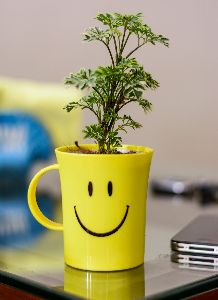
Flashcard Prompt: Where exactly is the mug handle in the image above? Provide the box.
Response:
[28,164,63,231]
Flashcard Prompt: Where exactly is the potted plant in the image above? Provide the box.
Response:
[28,13,169,271]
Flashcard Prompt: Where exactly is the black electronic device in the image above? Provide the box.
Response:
[171,215,218,255]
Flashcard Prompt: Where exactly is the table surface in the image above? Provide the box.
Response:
[1,193,218,300]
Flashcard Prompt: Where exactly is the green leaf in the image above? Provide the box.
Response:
[83,27,112,43]
[83,124,104,142]
[65,69,96,89]
[64,101,81,112]
[107,130,122,148]
[137,99,152,113]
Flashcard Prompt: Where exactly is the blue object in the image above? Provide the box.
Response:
[0,112,53,191]
[0,111,55,246]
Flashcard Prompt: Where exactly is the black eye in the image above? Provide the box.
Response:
[108,181,113,196]
[88,182,93,196]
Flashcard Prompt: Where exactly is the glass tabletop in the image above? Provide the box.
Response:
[1,194,218,299]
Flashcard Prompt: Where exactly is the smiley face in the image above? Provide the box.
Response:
[74,181,130,237]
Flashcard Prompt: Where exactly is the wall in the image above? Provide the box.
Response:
[0,0,217,179]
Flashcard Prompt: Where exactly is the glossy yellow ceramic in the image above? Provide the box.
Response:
[64,264,145,299]
[28,144,153,271]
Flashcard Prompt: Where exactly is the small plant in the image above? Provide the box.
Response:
[65,13,169,154]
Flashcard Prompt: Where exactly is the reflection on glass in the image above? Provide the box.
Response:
[64,264,145,300]
[0,112,54,247]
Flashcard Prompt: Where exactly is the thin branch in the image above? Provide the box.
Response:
[101,41,115,66]
[99,85,108,98]
[137,34,140,47]
[118,36,121,51]
[114,85,124,105]
[82,105,100,121]
[100,87,108,97]
[126,42,146,58]
[118,99,135,111]
[120,23,127,52]
[112,79,122,99]
[113,36,118,61]
[114,71,136,106]
[92,87,105,104]
[106,80,116,112]
[96,103,102,123]
[120,32,131,55]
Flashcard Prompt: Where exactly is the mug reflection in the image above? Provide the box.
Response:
[64,264,145,300]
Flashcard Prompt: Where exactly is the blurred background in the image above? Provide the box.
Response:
[1,0,217,180]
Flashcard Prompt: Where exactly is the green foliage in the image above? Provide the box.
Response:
[65,12,169,153]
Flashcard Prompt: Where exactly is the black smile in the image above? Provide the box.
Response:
[74,205,129,237]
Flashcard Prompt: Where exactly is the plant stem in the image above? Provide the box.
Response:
[126,42,146,58]
[102,41,115,66]
[118,35,121,52]
[82,105,100,120]
[120,23,127,53]
[92,87,105,104]
[118,99,135,111]
[113,36,118,61]
[120,32,131,55]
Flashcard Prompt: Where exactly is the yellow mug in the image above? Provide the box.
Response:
[28,144,153,271]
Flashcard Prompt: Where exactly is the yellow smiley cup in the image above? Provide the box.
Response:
[28,144,153,271]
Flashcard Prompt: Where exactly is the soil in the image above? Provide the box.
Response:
[66,148,99,154]
[65,148,136,154]
[65,142,136,154]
